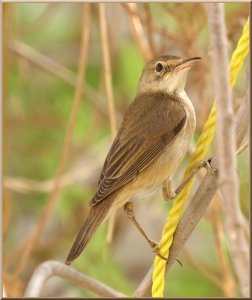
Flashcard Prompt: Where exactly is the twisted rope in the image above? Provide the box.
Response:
[152,18,249,297]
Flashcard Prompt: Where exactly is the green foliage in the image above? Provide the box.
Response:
[167,263,222,297]
[115,43,144,100]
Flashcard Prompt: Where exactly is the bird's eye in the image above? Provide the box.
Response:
[155,62,164,73]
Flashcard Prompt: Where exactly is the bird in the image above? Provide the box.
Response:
[65,55,201,265]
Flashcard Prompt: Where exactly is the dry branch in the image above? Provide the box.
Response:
[235,88,249,147]
[99,3,117,138]
[24,261,126,297]
[99,3,118,243]
[122,3,181,46]
[210,200,237,296]
[236,141,248,156]
[122,3,153,61]
[3,137,109,195]
[134,84,249,297]
[3,156,99,194]
[206,4,249,296]
[143,3,156,56]
[11,4,91,285]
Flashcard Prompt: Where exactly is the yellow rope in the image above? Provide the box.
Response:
[152,18,249,297]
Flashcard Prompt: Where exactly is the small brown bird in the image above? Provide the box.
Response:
[66,55,201,265]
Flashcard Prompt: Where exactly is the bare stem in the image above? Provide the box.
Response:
[24,260,126,297]
[99,3,117,138]
[3,148,101,194]
[98,3,118,243]
[210,200,237,296]
[236,141,248,156]
[122,3,153,61]
[11,4,91,284]
[206,4,249,296]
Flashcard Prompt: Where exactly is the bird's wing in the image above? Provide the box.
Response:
[90,92,187,207]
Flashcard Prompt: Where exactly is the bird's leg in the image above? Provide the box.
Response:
[162,178,176,201]
[124,202,184,265]
[124,202,157,249]
[163,159,211,201]
[175,159,211,195]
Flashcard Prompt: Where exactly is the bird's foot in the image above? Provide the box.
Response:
[152,245,183,267]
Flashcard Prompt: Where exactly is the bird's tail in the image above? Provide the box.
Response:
[65,195,115,265]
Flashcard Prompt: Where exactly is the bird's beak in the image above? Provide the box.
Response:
[175,57,202,72]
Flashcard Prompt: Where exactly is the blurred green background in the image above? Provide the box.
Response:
[3,2,249,297]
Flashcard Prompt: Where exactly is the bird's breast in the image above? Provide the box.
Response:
[111,92,196,209]
[178,90,196,134]
[129,93,196,193]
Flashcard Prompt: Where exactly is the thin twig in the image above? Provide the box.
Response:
[182,249,222,289]
[98,3,118,244]
[11,4,91,285]
[3,140,106,194]
[236,140,248,156]
[133,87,249,297]
[209,200,237,296]
[143,3,156,56]
[3,163,97,194]
[233,89,249,242]
[9,39,110,120]
[99,3,117,138]
[122,3,153,61]
[235,87,249,148]
[24,260,126,297]
[122,3,182,45]
[187,159,239,296]
[186,158,238,296]
[206,4,249,296]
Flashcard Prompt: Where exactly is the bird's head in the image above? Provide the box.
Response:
[138,55,201,95]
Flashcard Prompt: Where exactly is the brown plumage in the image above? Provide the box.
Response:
[65,55,200,265]
[65,194,115,264]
